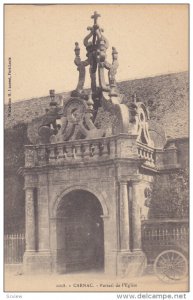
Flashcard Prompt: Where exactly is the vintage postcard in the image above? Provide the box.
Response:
[4,4,189,293]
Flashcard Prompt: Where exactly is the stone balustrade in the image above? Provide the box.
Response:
[25,136,117,167]
[25,135,156,168]
[137,142,155,167]
[48,138,113,165]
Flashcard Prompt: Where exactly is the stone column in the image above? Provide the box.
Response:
[119,181,130,251]
[37,174,52,251]
[38,185,50,251]
[132,181,142,251]
[24,178,52,273]
[25,188,36,252]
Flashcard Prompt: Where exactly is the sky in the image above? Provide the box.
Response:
[4,4,188,103]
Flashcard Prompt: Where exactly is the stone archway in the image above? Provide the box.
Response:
[56,189,104,274]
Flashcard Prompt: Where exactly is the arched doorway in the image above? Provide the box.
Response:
[56,190,104,273]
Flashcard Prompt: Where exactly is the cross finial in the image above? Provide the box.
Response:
[91,11,101,25]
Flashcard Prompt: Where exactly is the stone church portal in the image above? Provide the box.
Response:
[19,11,180,277]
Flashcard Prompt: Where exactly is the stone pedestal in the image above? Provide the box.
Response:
[23,187,52,274]
[104,251,118,277]
[117,250,147,277]
[23,251,52,274]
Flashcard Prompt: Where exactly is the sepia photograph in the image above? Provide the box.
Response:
[4,4,189,293]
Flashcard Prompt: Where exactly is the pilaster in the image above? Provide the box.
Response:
[132,180,142,251]
[119,181,130,251]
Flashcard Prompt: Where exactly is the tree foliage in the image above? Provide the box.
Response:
[4,123,30,233]
[149,168,189,219]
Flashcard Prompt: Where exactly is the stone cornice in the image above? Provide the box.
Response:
[18,156,146,176]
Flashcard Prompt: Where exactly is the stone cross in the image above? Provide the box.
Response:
[91,11,101,25]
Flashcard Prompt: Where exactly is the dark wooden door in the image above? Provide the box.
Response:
[57,190,104,273]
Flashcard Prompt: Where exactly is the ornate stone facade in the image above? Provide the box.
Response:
[19,12,181,277]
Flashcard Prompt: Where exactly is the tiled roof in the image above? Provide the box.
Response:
[118,71,188,140]
[4,92,70,129]
[5,71,188,140]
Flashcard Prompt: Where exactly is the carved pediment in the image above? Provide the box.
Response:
[135,102,154,147]
[51,95,106,142]
[126,93,154,147]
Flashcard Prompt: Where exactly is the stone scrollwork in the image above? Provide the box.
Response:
[72,11,120,103]
[71,42,89,97]
[59,95,106,141]
[127,94,154,147]
[37,12,153,143]
[38,90,62,144]
[135,102,154,147]
[98,46,119,97]
[111,103,129,135]
[72,11,129,135]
